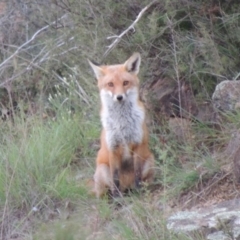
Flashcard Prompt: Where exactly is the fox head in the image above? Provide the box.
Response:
[88,53,141,102]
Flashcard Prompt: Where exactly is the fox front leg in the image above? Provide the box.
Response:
[109,151,122,198]
[134,158,142,189]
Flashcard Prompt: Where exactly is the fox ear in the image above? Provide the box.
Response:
[124,52,141,75]
[88,59,104,80]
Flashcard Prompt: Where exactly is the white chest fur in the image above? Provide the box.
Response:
[100,89,145,150]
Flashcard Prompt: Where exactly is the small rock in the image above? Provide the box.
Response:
[167,199,240,239]
[212,80,240,112]
[207,231,230,240]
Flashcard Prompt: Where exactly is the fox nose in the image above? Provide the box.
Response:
[116,95,123,101]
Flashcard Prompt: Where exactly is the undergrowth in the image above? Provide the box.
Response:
[0,0,240,239]
[0,108,99,239]
[0,74,226,240]
[0,81,235,239]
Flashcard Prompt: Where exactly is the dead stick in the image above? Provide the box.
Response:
[102,0,158,59]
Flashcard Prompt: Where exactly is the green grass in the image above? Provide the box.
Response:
[33,196,195,240]
[0,109,99,239]
[151,118,225,199]
[0,98,234,240]
[0,105,222,239]
[0,63,235,240]
[1,116,89,204]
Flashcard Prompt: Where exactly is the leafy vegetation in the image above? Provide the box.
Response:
[0,0,240,239]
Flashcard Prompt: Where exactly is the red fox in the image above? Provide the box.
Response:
[88,53,155,198]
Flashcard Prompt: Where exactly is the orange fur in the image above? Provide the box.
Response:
[88,53,155,198]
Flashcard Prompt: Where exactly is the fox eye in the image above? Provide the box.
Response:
[108,82,114,87]
[123,81,129,86]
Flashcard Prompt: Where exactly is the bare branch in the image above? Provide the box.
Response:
[0,14,68,70]
[102,0,158,59]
